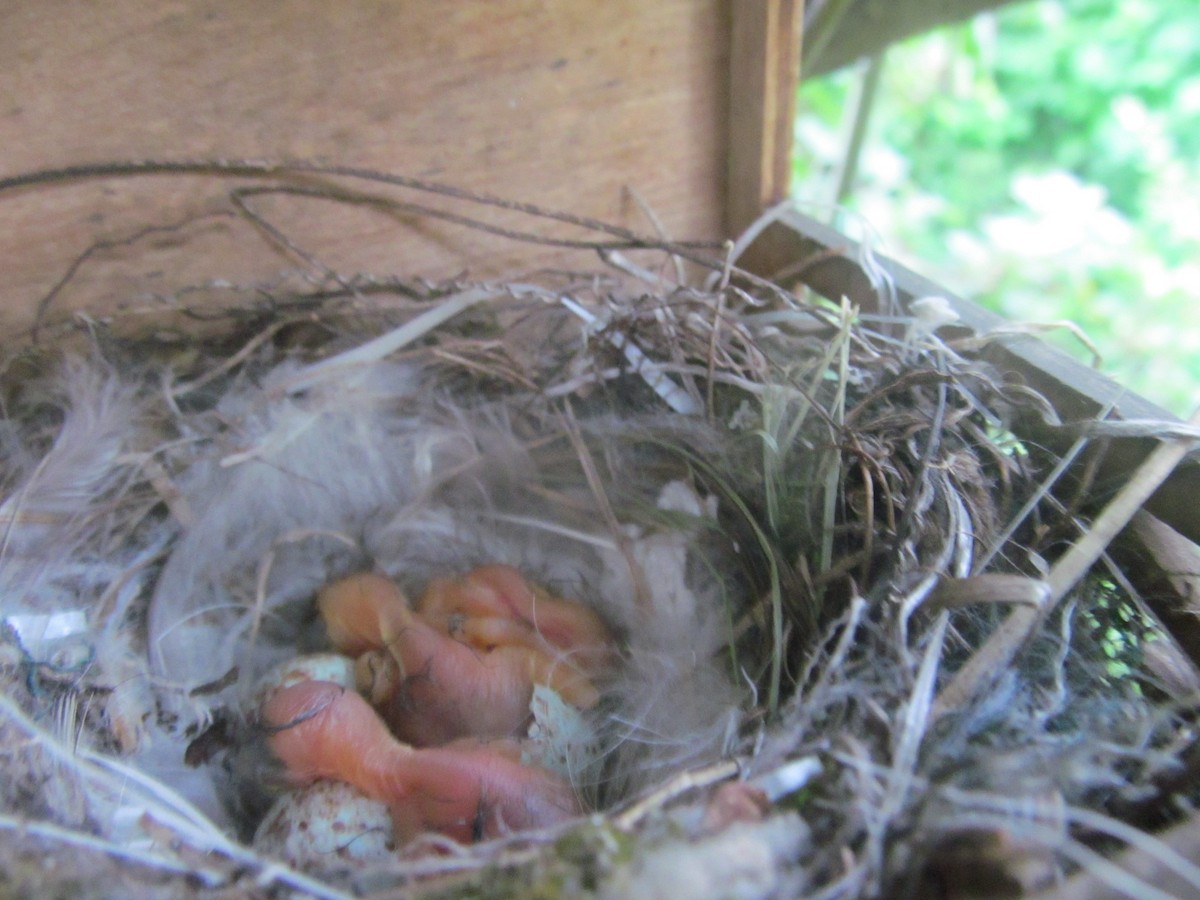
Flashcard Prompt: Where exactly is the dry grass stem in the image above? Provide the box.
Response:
[935,407,1200,719]
[1,162,1195,897]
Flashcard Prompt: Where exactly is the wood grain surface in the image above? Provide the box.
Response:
[0,1,734,340]
[726,0,802,237]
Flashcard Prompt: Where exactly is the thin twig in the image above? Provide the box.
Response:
[171,318,293,398]
[934,407,1200,719]
[611,759,741,831]
[282,285,502,393]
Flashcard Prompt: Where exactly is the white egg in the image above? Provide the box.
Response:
[253,780,394,870]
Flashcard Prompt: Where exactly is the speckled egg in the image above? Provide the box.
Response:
[253,780,394,870]
[524,683,604,783]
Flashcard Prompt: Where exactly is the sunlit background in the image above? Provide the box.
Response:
[794,0,1200,416]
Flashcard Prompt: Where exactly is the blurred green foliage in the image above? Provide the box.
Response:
[794,0,1200,416]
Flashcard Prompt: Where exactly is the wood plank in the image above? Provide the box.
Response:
[0,0,730,343]
[752,209,1200,548]
[726,0,804,240]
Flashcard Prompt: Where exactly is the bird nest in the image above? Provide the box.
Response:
[1,162,1198,898]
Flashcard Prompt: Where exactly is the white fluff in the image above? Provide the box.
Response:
[3,352,748,836]
[145,357,746,807]
[1,361,144,588]
[148,362,436,708]
[0,360,164,682]
[1,360,138,530]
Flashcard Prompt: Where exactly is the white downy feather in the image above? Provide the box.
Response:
[597,480,745,798]
[1,360,166,683]
[148,362,435,713]
[5,352,747,833]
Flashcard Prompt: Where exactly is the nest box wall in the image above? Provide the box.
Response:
[0,1,803,341]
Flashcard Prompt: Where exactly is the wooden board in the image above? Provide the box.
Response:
[0,1,732,342]
[726,1,803,238]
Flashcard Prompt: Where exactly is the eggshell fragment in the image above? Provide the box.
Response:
[523,683,605,783]
[253,780,393,870]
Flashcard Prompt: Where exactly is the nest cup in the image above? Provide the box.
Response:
[1,164,1198,898]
